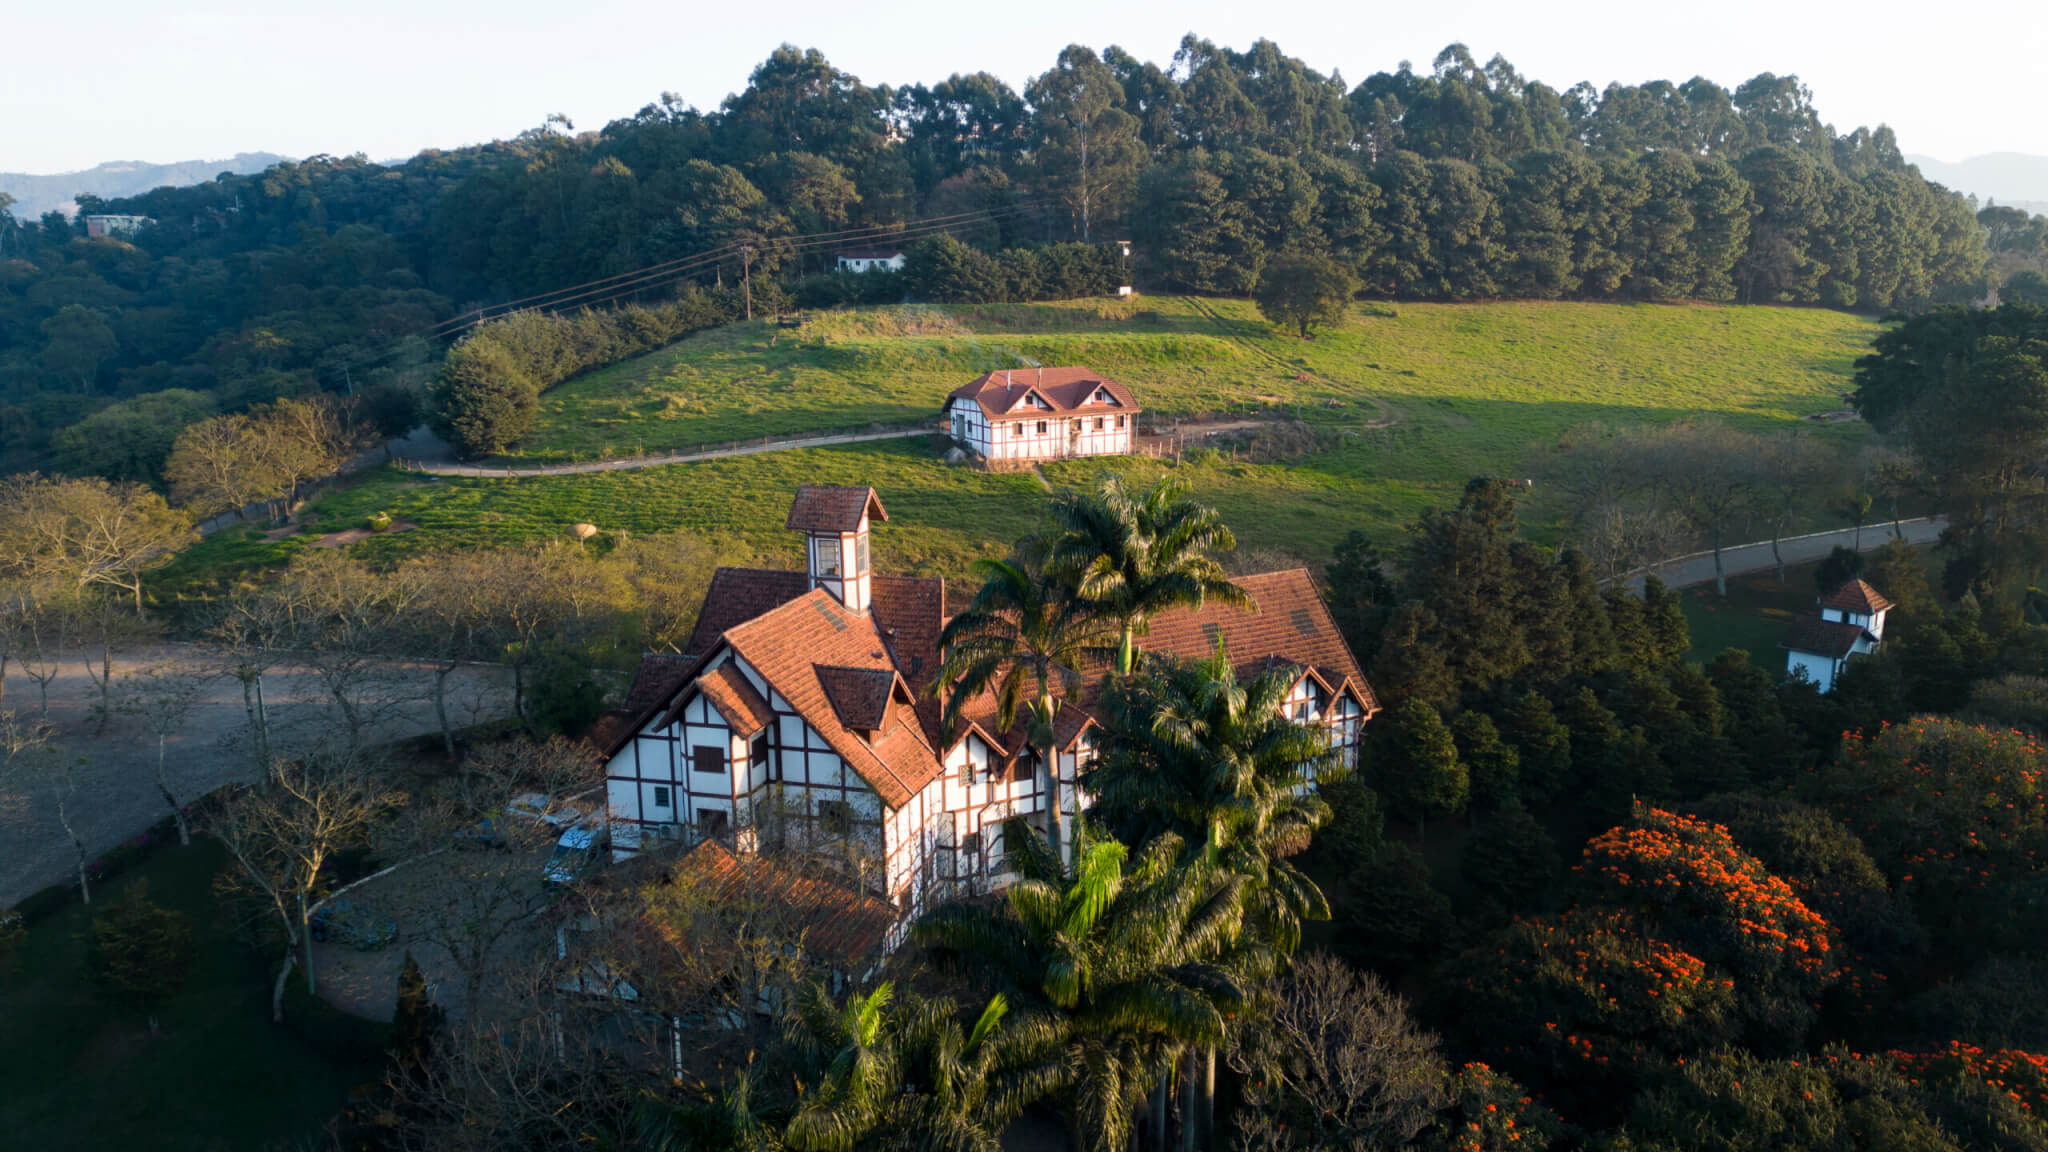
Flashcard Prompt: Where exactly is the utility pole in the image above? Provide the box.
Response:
[741,244,755,321]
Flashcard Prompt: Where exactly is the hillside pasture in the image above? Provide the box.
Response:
[513,297,1878,466]
[160,298,1882,597]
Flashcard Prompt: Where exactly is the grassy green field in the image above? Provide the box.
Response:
[0,839,382,1149]
[1678,544,1939,664]
[160,297,1884,597]
[516,297,1878,465]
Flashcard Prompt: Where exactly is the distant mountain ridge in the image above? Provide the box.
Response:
[0,153,292,219]
[1906,152,2048,216]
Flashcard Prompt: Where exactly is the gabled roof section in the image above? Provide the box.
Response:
[624,654,695,713]
[682,568,810,660]
[1143,569,1381,715]
[696,664,773,736]
[945,367,1142,421]
[1782,615,1871,660]
[816,665,899,732]
[722,589,943,808]
[787,486,887,533]
[1822,579,1894,615]
[673,841,897,970]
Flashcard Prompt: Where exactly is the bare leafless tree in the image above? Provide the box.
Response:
[0,473,197,616]
[117,659,214,846]
[209,582,294,769]
[1651,421,1764,597]
[1227,952,1449,1152]
[208,746,407,1020]
[385,738,594,1018]
[8,581,74,718]
[398,550,506,759]
[1756,433,1836,582]
[0,711,88,903]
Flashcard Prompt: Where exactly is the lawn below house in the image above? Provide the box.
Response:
[1676,540,1937,664]
[0,837,386,1150]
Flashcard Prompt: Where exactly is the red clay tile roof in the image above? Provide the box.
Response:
[697,663,773,736]
[945,367,1142,421]
[817,665,898,731]
[582,709,637,759]
[1143,569,1380,715]
[683,568,809,659]
[1782,615,1871,660]
[787,486,888,533]
[940,569,1376,759]
[625,654,696,712]
[1822,579,1894,615]
[722,589,944,808]
[871,574,945,693]
[673,841,897,970]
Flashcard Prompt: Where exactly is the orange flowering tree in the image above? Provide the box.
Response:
[1418,1062,1564,1152]
[1888,1043,2048,1116]
[1825,718,2048,884]
[1449,908,1735,1085]
[1578,806,1838,999]
[1821,717,2048,946]
[1445,807,1839,1099]
[1627,1046,2048,1149]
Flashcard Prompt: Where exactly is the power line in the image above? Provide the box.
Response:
[317,203,1044,385]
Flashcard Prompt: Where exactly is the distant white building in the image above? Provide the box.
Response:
[84,215,152,239]
[943,367,1140,464]
[1783,579,1893,693]
[836,247,905,273]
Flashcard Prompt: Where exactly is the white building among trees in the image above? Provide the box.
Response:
[597,484,1375,935]
[942,367,1140,464]
[835,247,905,273]
[1782,579,1893,693]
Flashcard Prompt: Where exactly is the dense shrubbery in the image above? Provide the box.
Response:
[901,234,1123,303]
[430,290,739,456]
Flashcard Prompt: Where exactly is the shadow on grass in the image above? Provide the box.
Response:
[0,837,386,1150]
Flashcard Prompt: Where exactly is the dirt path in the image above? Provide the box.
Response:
[0,644,512,908]
[399,426,936,479]
[1622,517,1945,593]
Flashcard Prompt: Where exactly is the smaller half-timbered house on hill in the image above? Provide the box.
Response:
[600,484,1376,932]
[944,367,1139,463]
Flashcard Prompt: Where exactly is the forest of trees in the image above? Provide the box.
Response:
[0,38,2029,477]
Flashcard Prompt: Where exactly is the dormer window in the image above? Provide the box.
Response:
[812,536,841,577]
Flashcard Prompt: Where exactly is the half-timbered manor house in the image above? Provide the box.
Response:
[599,484,1376,932]
[943,366,1140,463]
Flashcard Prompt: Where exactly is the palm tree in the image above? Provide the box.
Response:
[1087,648,1348,1150]
[935,552,1115,862]
[1047,474,1251,677]
[782,984,1068,1152]
[916,835,1250,1152]
[1088,648,1344,956]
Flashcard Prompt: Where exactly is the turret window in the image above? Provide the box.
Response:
[813,536,841,577]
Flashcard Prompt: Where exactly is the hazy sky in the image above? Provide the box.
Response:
[6,0,2043,174]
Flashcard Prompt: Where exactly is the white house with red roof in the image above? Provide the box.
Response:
[1782,579,1894,692]
[943,367,1140,463]
[597,484,1375,935]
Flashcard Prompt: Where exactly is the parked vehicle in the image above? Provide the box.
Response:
[508,792,586,829]
[310,899,398,951]
[542,821,606,886]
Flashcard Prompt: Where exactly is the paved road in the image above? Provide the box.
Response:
[1624,516,1945,593]
[402,426,937,478]
[0,643,511,907]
